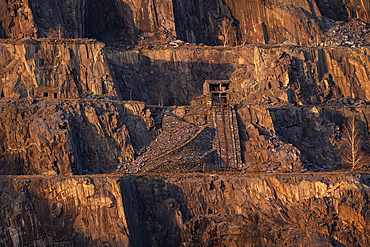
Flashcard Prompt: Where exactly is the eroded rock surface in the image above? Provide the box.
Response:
[235,102,370,171]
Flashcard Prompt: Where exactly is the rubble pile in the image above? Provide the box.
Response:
[119,124,199,173]
[329,97,368,106]
[107,39,189,51]
[324,20,370,47]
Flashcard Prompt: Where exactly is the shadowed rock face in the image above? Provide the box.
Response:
[2,44,369,173]
[315,0,370,22]
[1,173,370,246]
[0,0,173,45]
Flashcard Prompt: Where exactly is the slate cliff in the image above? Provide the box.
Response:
[1,173,370,246]
[0,39,117,99]
[1,0,370,246]
[1,0,370,45]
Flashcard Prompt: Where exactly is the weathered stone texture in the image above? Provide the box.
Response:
[270,104,370,169]
[0,176,131,246]
[315,0,370,22]
[235,102,370,170]
[107,46,240,106]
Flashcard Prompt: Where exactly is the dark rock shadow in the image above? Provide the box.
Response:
[314,0,351,22]
[0,21,7,38]
[172,0,216,45]
[85,0,140,46]
[69,101,155,175]
[124,176,192,247]
[360,173,370,187]
[28,0,141,45]
[234,106,246,163]
[0,176,193,246]
[119,177,149,247]
[109,52,236,106]
[268,105,369,171]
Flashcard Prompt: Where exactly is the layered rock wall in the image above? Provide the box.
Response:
[0,0,37,39]
[0,176,131,246]
[315,0,370,22]
[0,0,175,44]
[252,46,370,104]
[106,45,370,171]
[107,46,241,105]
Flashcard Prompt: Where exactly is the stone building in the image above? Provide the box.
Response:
[34,87,60,99]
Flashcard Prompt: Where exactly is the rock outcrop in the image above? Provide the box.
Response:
[1,0,370,246]
[105,44,370,171]
[0,0,38,39]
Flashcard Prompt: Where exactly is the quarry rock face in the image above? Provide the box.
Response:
[0,176,131,246]
[106,44,370,171]
[107,45,370,106]
[1,0,370,246]
[0,39,117,99]
[3,43,369,172]
[1,0,370,45]
[0,0,37,39]
[235,102,370,170]
[269,104,370,169]
[0,99,155,175]
[1,173,370,246]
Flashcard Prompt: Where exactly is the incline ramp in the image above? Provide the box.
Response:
[209,106,242,170]
[144,126,215,171]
